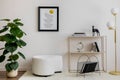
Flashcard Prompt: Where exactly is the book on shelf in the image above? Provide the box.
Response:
[72,32,86,37]
[94,42,100,52]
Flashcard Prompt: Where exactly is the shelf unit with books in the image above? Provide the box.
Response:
[68,36,107,72]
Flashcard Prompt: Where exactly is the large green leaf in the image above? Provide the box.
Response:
[0,47,4,50]
[9,54,19,61]
[3,34,17,43]
[18,52,26,59]
[0,55,5,63]
[3,49,9,55]
[7,59,12,61]
[15,22,23,26]
[7,22,17,28]
[0,19,10,21]
[5,62,19,72]
[13,62,19,70]
[10,27,23,38]
[5,63,12,72]
[10,62,19,70]
[13,18,23,26]
[0,26,8,33]
[0,36,5,41]
[13,18,21,22]
[5,43,17,53]
[16,40,26,48]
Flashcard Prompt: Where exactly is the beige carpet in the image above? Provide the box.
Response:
[19,71,120,80]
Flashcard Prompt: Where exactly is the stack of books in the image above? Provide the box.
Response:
[72,32,86,37]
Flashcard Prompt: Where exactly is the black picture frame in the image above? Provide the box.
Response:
[38,6,59,32]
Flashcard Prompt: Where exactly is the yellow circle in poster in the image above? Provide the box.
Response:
[49,9,54,14]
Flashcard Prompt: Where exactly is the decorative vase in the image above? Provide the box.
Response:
[77,42,84,52]
[7,69,18,78]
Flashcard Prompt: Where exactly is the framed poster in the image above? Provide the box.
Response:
[38,6,59,31]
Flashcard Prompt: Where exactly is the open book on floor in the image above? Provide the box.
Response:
[80,62,98,73]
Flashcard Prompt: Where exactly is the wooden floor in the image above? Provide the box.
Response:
[0,71,25,80]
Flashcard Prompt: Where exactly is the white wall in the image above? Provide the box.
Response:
[0,0,120,72]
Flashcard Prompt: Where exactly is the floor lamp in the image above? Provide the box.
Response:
[107,8,120,75]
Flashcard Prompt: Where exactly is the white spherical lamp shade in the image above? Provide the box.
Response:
[111,8,119,15]
[107,22,114,30]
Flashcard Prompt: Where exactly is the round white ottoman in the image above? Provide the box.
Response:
[32,55,55,76]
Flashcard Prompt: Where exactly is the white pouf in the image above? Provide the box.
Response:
[32,55,63,76]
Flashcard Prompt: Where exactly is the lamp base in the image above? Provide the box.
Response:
[109,71,120,75]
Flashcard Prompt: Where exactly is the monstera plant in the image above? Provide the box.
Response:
[0,18,26,77]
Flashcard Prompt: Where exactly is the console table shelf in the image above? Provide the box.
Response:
[68,36,107,72]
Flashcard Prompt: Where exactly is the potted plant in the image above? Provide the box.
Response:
[0,18,27,77]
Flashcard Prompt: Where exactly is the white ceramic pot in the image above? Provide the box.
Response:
[7,69,18,78]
